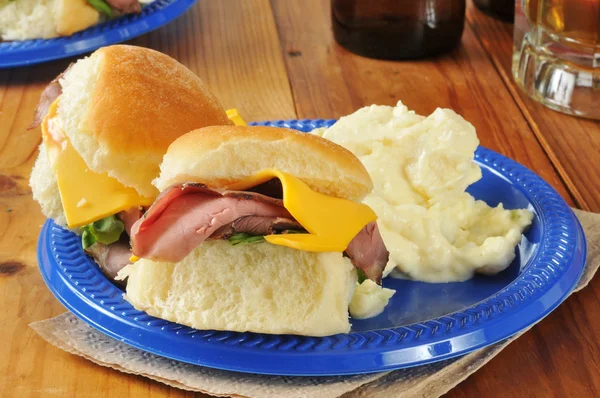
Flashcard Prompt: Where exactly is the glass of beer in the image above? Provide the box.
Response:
[513,0,600,119]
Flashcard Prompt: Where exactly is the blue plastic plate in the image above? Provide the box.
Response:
[0,0,196,68]
[37,119,587,376]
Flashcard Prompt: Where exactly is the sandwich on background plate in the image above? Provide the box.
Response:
[117,125,395,337]
[0,0,154,41]
[29,44,232,280]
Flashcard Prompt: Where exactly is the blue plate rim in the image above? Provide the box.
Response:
[0,0,197,68]
[36,119,587,376]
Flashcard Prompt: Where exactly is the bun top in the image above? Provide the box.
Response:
[154,125,374,200]
[58,45,232,197]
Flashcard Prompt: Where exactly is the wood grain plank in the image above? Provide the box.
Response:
[270,0,573,202]
[0,62,69,398]
[466,4,600,213]
[0,0,293,396]
[130,0,296,121]
[452,4,600,398]
[271,1,600,397]
[2,0,598,395]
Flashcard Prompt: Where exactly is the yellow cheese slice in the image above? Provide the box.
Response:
[222,109,373,252]
[42,101,154,228]
[226,108,247,126]
[227,169,377,252]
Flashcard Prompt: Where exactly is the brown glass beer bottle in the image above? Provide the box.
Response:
[474,0,515,22]
[332,0,466,60]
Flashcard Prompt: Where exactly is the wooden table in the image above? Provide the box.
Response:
[1,1,599,396]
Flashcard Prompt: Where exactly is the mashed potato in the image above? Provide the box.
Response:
[315,102,533,283]
[349,279,395,319]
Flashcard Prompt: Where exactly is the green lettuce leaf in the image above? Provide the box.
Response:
[80,215,125,249]
[81,228,96,250]
[356,269,368,284]
[227,233,265,246]
[87,0,113,17]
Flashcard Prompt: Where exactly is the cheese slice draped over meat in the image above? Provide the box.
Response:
[132,170,378,254]
[226,169,378,252]
[130,172,389,283]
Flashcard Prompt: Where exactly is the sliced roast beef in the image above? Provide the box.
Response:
[28,67,71,130]
[247,178,284,199]
[85,240,132,285]
[130,184,294,262]
[345,221,389,285]
[105,0,141,14]
[210,216,304,239]
[118,207,143,237]
[139,183,220,225]
[130,183,389,284]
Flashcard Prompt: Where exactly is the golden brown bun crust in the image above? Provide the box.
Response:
[155,125,374,200]
[83,45,233,156]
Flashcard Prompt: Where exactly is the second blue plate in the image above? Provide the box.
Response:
[37,119,587,376]
[0,0,196,68]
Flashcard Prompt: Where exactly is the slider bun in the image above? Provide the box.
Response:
[30,143,68,228]
[119,240,357,336]
[0,0,99,40]
[155,125,374,200]
[58,45,232,197]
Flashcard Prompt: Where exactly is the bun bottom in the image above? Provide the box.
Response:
[119,240,357,336]
[30,144,69,228]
